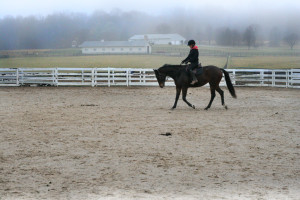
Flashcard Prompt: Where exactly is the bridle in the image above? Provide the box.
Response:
[157,69,169,81]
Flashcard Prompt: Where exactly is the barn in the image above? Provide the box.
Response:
[129,34,186,45]
[79,41,151,55]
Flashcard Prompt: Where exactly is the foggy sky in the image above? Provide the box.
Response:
[1,0,300,50]
[1,0,300,18]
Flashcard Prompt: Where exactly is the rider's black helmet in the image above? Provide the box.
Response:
[187,40,196,46]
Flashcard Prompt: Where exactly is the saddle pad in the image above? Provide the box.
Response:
[194,67,203,75]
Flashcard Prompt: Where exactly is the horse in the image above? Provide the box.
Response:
[153,64,237,110]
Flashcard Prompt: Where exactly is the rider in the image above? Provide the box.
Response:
[181,40,200,85]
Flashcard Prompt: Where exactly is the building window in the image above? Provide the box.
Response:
[129,48,132,51]
[85,48,88,51]
[93,48,97,51]
[112,48,115,51]
[121,48,123,51]
[102,48,105,51]
[138,48,142,51]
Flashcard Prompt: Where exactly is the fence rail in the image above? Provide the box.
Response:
[0,68,299,88]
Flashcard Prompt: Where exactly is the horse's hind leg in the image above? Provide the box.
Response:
[205,87,216,110]
[182,87,195,109]
[216,86,227,109]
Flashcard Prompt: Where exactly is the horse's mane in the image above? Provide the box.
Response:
[160,64,186,71]
[161,64,217,70]
[162,64,185,67]
[157,64,187,78]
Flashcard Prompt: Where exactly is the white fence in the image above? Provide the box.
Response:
[0,68,300,88]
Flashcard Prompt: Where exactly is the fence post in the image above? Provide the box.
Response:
[128,69,131,86]
[16,68,19,86]
[20,68,24,85]
[81,69,84,84]
[286,70,290,88]
[112,69,115,84]
[92,68,95,87]
[126,69,129,87]
[272,71,275,87]
[52,69,55,86]
[108,68,111,87]
[289,69,292,88]
[260,71,264,86]
[55,68,58,86]
[139,70,142,84]
[232,70,236,85]
[95,68,98,87]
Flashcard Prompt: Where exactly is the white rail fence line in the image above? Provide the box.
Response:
[0,68,300,88]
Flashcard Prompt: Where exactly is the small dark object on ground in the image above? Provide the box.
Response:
[271,112,279,117]
[160,132,172,136]
[81,104,98,107]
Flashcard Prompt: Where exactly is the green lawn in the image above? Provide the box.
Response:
[0,55,228,69]
[1,45,300,69]
[230,56,300,69]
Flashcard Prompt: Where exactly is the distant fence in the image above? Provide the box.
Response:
[0,68,300,88]
[152,46,300,57]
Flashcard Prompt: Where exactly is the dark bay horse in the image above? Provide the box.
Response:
[153,64,237,110]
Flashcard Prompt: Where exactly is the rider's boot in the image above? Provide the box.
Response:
[189,70,198,85]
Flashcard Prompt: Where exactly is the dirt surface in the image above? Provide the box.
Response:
[0,86,299,199]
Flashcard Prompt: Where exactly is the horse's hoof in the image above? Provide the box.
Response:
[192,105,196,109]
[171,107,175,110]
[224,105,228,110]
[204,107,209,110]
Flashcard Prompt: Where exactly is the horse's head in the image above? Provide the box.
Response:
[153,69,166,88]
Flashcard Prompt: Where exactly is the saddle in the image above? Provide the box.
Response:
[192,63,203,75]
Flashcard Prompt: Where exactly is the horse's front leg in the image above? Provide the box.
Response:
[182,87,195,109]
[172,86,181,109]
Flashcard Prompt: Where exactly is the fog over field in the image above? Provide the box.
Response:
[0,0,299,50]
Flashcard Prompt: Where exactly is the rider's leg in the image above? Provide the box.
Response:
[189,64,198,84]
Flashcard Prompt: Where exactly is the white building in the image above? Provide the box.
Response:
[129,34,186,45]
[79,41,151,55]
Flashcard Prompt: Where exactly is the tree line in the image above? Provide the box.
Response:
[0,10,299,50]
[216,25,298,50]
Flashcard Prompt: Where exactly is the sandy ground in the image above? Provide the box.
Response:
[0,86,299,200]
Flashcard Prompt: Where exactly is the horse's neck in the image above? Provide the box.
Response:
[160,66,181,79]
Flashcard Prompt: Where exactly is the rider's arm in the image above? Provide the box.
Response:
[182,51,192,63]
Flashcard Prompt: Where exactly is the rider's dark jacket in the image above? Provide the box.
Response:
[182,46,199,69]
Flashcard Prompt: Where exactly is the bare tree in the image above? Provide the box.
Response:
[243,26,256,49]
[205,25,213,45]
[269,27,281,47]
[232,30,242,46]
[216,27,241,47]
[284,33,299,50]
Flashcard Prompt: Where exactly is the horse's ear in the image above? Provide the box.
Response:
[154,69,159,76]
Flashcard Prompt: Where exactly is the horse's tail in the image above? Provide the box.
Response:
[221,69,237,98]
